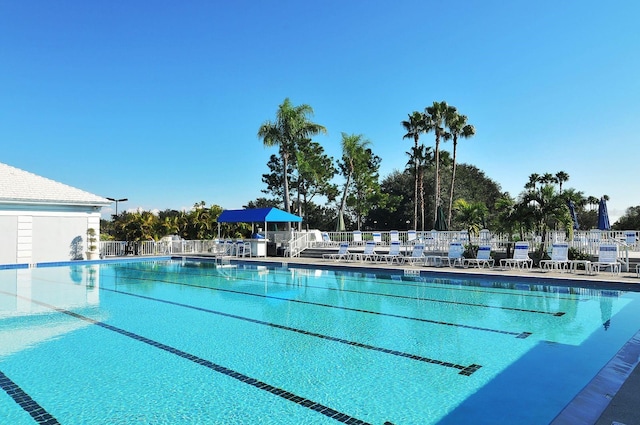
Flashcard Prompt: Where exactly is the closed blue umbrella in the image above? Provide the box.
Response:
[567,200,579,230]
[597,197,611,230]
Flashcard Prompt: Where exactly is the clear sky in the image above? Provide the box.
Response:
[1,1,638,223]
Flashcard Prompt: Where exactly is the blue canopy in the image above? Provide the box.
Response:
[217,207,302,223]
[597,198,611,230]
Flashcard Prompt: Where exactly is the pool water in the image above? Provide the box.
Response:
[1,259,640,424]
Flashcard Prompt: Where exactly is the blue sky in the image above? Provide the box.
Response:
[1,1,638,223]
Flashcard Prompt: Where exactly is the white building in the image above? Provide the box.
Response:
[0,162,111,265]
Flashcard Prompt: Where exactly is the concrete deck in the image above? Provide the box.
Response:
[199,254,640,425]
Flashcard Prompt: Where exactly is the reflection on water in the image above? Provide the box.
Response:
[0,265,101,357]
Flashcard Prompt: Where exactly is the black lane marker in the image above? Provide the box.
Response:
[119,264,566,317]
[112,273,531,339]
[0,290,372,425]
[100,285,481,375]
[30,274,483,375]
[0,370,60,425]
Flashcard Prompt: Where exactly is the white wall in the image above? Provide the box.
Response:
[0,215,18,264]
[0,207,102,265]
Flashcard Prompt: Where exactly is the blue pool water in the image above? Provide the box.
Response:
[1,259,640,424]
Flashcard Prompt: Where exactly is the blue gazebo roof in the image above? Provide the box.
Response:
[217,207,302,223]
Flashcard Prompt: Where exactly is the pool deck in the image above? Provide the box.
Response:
[214,254,640,425]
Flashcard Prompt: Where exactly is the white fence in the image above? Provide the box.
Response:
[99,230,640,258]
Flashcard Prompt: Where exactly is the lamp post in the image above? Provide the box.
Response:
[106,197,128,217]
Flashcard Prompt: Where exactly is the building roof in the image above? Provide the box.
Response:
[0,162,111,206]
[217,207,302,223]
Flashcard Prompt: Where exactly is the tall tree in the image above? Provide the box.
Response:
[555,171,570,194]
[406,144,433,230]
[424,101,451,222]
[293,138,338,223]
[445,109,475,227]
[402,111,426,230]
[257,98,327,219]
[337,133,383,230]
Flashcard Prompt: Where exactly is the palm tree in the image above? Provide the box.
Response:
[337,133,370,230]
[445,109,475,228]
[406,144,432,231]
[526,173,540,192]
[555,171,569,194]
[453,199,487,236]
[424,101,451,222]
[402,111,426,230]
[541,172,557,186]
[258,98,327,217]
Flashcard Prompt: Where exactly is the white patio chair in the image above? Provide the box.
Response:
[377,241,403,264]
[236,240,251,257]
[322,242,351,262]
[372,232,382,244]
[540,242,569,272]
[320,232,339,247]
[425,241,464,267]
[352,241,378,262]
[352,230,364,246]
[500,242,533,269]
[403,243,426,266]
[389,230,400,244]
[591,244,621,275]
[463,245,494,269]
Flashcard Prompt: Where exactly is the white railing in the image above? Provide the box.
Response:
[99,230,640,259]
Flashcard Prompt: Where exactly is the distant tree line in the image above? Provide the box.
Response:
[104,98,639,241]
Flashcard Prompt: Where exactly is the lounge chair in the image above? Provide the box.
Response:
[322,242,351,261]
[352,230,364,246]
[500,242,533,269]
[372,232,382,244]
[377,241,403,264]
[389,230,400,244]
[463,245,494,269]
[539,242,569,272]
[352,241,378,262]
[425,241,464,267]
[403,243,426,266]
[591,244,621,275]
[407,230,418,244]
[320,232,339,247]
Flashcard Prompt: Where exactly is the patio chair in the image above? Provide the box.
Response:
[500,242,533,269]
[377,241,403,264]
[407,230,418,244]
[372,232,382,244]
[236,240,251,257]
[389,230,400,244]
[539,242,569,272]
[462,245,494,269]
[320,232,339,247]
[352,241,378,262]
[322,242,352,262]
[425,241,465,267]
[352,230,364,246]
[403,243,426,266]
[591,244,621,275]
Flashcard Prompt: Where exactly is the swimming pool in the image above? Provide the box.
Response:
[1,259,639,424]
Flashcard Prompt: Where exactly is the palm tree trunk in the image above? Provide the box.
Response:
[282,152,291,230]
[447,138,458,228]
[419,166,425,231]
[434,134,441,222]
[338,172,352,229]
[413,136,419,230]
